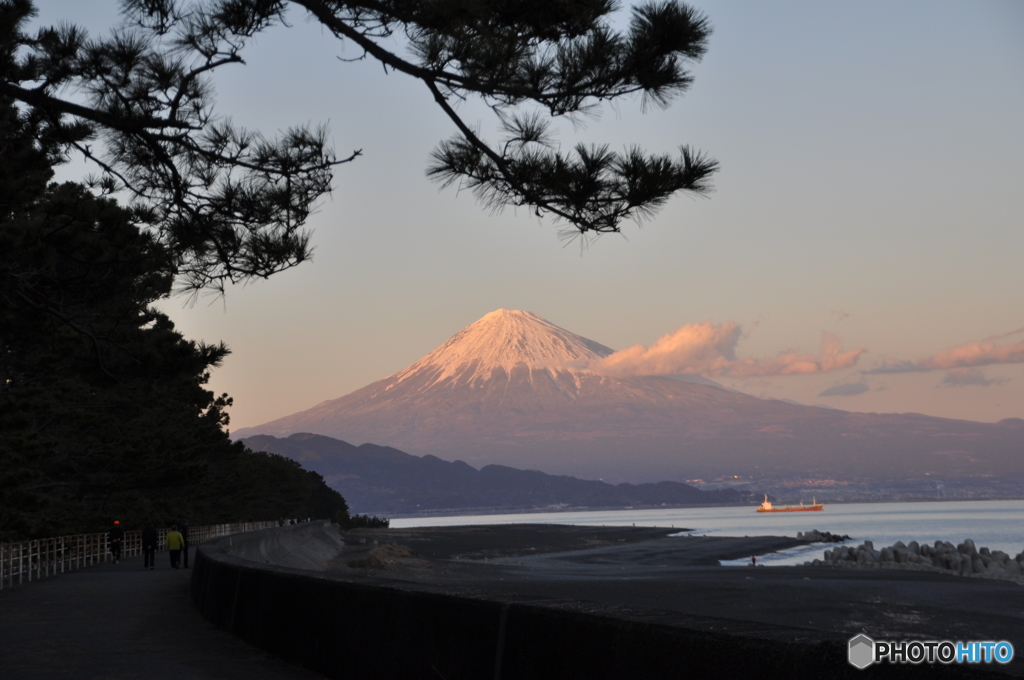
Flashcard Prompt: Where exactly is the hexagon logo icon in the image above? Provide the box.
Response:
[848,634,875,669]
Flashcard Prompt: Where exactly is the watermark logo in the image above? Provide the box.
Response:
[848,634,874,669]
[848,634,1014,668]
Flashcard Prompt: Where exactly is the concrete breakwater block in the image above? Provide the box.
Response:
[810,538,1024,584]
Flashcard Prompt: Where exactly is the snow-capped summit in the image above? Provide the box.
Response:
[233,310,1023,485]
[392,309,612,387]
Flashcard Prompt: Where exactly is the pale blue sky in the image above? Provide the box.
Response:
[39,1,1024,428]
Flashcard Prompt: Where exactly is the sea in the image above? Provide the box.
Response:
[391,500,1024,567]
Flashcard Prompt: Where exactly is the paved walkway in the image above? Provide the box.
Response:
[0,553,324,679]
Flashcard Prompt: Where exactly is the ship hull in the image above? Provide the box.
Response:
[757,505,823,513]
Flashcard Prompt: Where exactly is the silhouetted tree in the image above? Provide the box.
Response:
[1,0,717,294]
[0,89,349,539]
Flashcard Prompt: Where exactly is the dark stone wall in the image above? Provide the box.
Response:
[191,541,1001,680]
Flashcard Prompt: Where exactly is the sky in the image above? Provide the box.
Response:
[39,1,1024,430]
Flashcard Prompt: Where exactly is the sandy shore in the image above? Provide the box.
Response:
[324,524,1022,676]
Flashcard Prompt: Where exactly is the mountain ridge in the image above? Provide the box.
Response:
[239,432,747,515]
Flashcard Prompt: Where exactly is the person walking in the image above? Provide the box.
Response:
[179,521,190,569]
[108,521,124,564]
[142,523,157,570]
[166,524,185,569]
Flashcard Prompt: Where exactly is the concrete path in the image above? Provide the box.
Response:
[0,554,324,679]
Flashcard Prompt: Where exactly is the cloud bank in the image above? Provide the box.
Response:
[940,368,1009,388]
[592,322,865,378]
[867,327,1024,374]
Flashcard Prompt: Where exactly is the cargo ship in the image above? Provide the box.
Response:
[756,494,823,513]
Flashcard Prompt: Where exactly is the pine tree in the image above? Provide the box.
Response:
[1,0,717,293]
[0,92,350,537]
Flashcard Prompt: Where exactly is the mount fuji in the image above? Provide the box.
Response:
[233,309,1024,485]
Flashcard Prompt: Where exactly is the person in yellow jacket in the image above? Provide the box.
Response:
[166,525,185,569]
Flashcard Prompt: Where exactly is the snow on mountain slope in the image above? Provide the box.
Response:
[233,310,1024,484]
[392,309,613,387]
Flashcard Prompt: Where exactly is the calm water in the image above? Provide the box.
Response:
[391,500,1024,566]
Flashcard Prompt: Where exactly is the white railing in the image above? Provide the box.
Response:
[0,521,280,590]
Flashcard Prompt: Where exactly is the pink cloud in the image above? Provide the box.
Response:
[924,332,1024,370]
[592,322,865,378]
[868,327,1024,374]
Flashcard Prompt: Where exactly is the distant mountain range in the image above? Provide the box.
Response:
[234,309,1024,486]
[239,433,746,516]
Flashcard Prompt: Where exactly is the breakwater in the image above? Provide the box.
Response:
[808,538,1024,584]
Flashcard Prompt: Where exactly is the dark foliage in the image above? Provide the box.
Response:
[337,513,390,529]
[1,0,717,297]
[194,446,352,527]
[0,88,349,540]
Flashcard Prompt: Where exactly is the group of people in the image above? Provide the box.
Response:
[108,521,190,569]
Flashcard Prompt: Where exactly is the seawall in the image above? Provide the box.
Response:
[190,523,1007,679]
